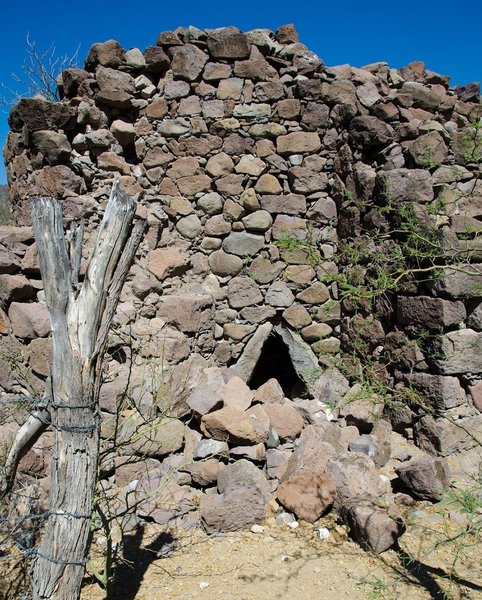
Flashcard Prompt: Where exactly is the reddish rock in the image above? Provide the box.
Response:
[147,247,186,280]
[8,302,50,338]
[396,455,450,501]
[201,406,268,444]
[262,403,304,442]
[254,378,285,404]
[277,472,336,523]
[218,375,254,411]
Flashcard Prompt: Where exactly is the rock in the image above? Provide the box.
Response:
[185,459,222,486]
[377,168,433,204]
[206,28,251,60]
[349,116,394,148]
[342,499,405,554]
[147,247,186,280]
[193,439,229,459]
[338,400,385,433]
[434,329,482,374]
[398,372,466,410]
[218,459,271,500]
[110,120,136,146]
[262,403,304,441]
[218,376,254,411]
[226,276,264,308]
[265,281,294,307]
[157,294,212,333]
[282,426,338,480]
[370,420,392,467]
[143,46,170,73]
[277,472,336,523]
[171,44,208,81]
[8,302,50,338]
[296,282,330,304]
[31,130,71,164]
[400,81,442,110]
[431,264,482,299]
[119,415,185,457]
[326,452,387,508]
[222,232,265,257]
[277,132,321,155]
[414,414,482,456]
[200,486,266,533]
[242,210,272,232]
[26,338,52,377]
[176,214,202,239]
[254,378,285,404]
[84,39,124,69]
[206,152,235,177]
[320,80,357,106]
[0,274,35,305]
[8,98,75,133]
[261,194,307,215]
[397,296,466,328]
[407,131,448,168]
[208,250,243,276]
[396,455,450,501]
[255,174,282,195]
[201,406,268,444]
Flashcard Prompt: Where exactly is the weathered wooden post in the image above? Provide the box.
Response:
[24,181,145,600]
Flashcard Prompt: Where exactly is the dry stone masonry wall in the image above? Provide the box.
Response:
[1,24,482,551]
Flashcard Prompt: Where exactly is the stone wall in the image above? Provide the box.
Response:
[1,24,482,544]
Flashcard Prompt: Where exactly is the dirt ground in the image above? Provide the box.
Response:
[80,508,482,600]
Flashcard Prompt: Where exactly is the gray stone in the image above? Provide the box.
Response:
[222,232,265,257]
[171,44,208,81]
[200,487,266,533]
[414,414,482,456]
[260,194,307,215]
[434,329,482,374]
[265,281,295,307]
[397,372,466,410]
[194,439,229,459]
[235,322,273,380]
[241,210,273,232]
[377,168,433,204]
[208,250,243,277]
[197,192,223,215]
[218,459,271,500]
[431,264,482,299]
[349,116,394,148]
[342,499,404,554]
[176,214,203,239]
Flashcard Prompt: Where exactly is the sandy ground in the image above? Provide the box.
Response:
[80,509,482,600]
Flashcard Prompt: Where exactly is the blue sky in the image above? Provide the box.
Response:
[1,0,481,185]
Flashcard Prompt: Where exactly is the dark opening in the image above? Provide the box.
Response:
[248,331,307,398]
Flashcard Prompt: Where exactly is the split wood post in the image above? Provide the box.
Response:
[29,181,145,600]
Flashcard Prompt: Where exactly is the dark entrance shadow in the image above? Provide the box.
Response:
[249,330,307,398]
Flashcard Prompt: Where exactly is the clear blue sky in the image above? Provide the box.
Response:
[1,0,481,185]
